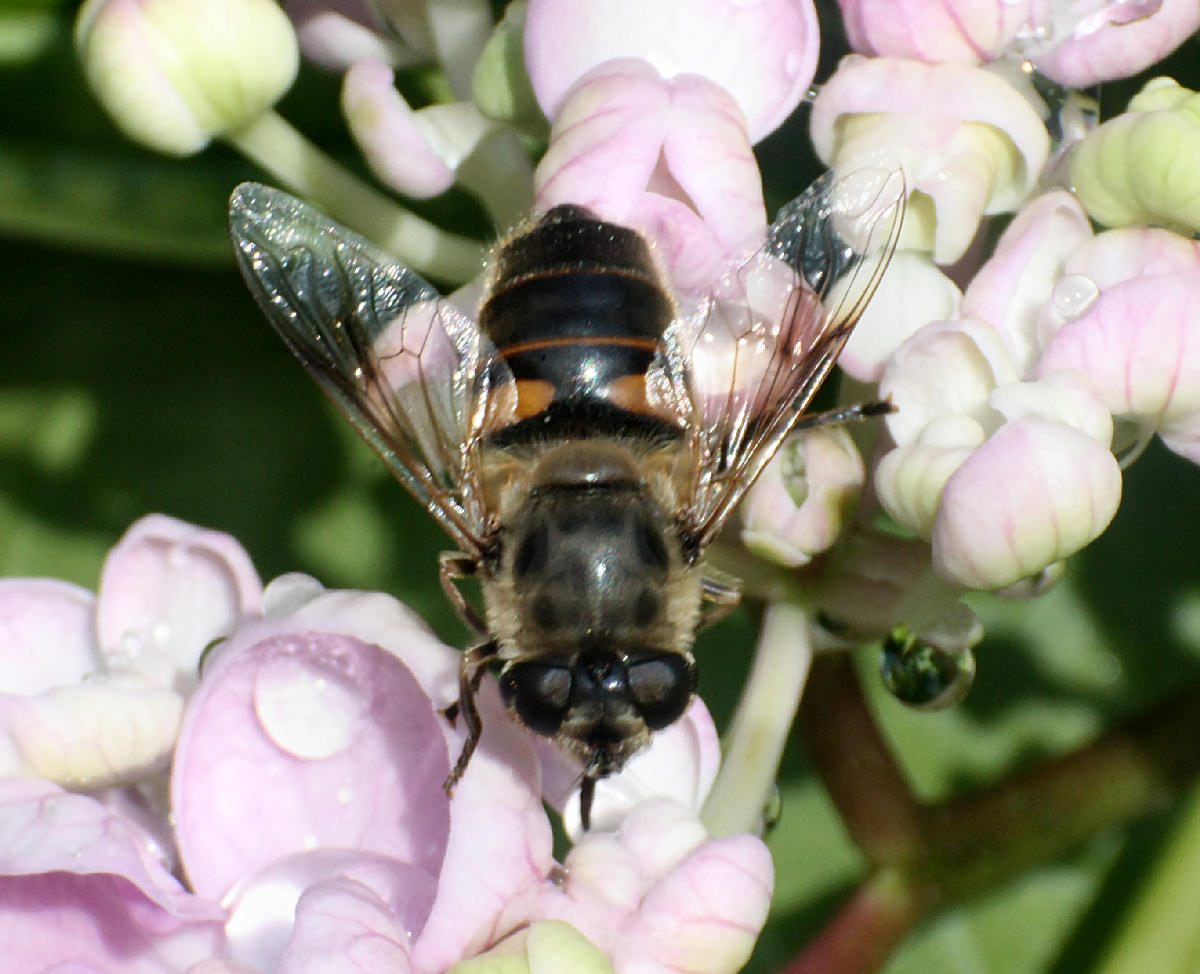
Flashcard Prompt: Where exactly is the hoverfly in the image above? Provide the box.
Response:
[229,169,904,828]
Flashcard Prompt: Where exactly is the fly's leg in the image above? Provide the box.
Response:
[792,397,895,433]
[439,551,488,637]
[443,639,498,795]
[699,572,742,629]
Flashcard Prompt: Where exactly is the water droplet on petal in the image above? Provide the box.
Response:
[804,84,822,103]
[879,626,976,711]
[253,645,369,759]
[1052,274,1099,320]
[336,786,353,805]
[151,621,171,646]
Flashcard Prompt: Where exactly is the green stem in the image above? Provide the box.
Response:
[702,602,814,838]
[224,110,484,284]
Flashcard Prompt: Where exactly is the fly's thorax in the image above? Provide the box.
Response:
[479,441,703,778]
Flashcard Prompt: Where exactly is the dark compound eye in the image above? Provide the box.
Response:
[626,652,696,730]
[500,661,572,737]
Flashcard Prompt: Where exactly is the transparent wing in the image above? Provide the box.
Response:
[229,182,508,557]
[650,168,905,549]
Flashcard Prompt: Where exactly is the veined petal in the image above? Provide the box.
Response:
[961,189,1094,375]
[617,829,773,974]
[1071,77,1200,232]
[837,0,1039,63]
[1033,0,1200,86]
[5,680,182,786]
[932,416,1122,588]
[1038,272,1200,463]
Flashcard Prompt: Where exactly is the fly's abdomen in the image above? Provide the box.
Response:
[480,206,673,424]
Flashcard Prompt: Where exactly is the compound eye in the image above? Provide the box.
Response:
[626,652,696,730]
[500,661,572,737]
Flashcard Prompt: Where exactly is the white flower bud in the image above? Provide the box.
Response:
[740,427,865,567]
[75,0,299,156]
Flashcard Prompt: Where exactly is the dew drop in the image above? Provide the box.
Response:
[336,786,353,805]
[879,626,976,711]
[803,84,822,103]
[151,621,171,646]
[1052,274,1099,320]
[253,649,369,759]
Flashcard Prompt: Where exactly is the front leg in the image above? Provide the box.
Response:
[439,551,488,637]
[699,571,742,629]
[443,638,498,795]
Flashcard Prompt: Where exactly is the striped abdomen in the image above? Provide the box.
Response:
[480,206,675,436]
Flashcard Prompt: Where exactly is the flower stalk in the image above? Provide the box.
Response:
[225,110,484,283]
[702,601,814,838]
[793,652,1200,973]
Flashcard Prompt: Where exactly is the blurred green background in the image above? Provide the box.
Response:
[3,3,1200,972]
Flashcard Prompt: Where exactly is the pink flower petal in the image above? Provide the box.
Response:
[0,779,224,973]
[3,679,182,785]
[96,515,262,688]
[278,877,416,974]
[342,58,456,198]
[810,56,1049,262]
[524,0,818,141]
[0,579,97,694]
[962,190,1094,375]
[226,852,431,972]
[619,832,773,974]
[288,0,407,71]
[838,0,1038,62]
[533,60,765,293]
[1038,273,1200,462]
[1034,0,1200,85]
[932,416,1122,588]
[413,682,554,973]
[880,317,1020,448]
[839,250,963,381]
[0,873,223,973]
[0,778,214,918]
[172,628,451,902]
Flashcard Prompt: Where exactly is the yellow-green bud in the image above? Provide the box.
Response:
[75,0,299,156]
[448,921,614,974]
[1071,77,1200,233]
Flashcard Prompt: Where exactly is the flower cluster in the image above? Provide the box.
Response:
[45,0,1200,969]
[0,515,771,973]
[769,1,1200,646]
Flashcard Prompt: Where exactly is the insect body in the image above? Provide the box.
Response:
[229,171,903,827]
